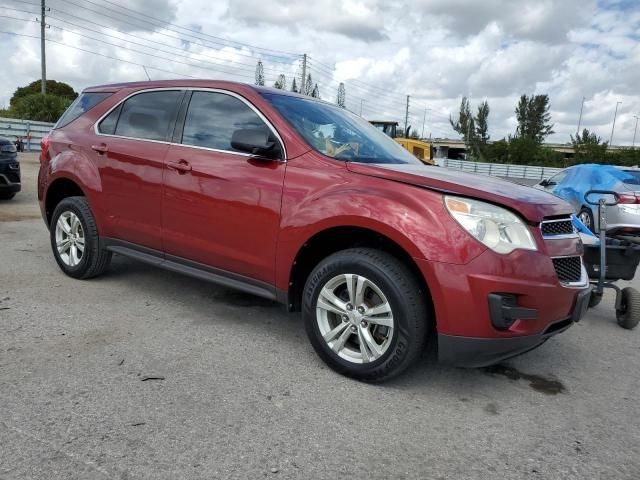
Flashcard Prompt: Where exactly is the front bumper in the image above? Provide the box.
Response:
[438,288,591,367]
[0,159,21,192]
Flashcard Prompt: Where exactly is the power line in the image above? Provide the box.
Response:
[0,29,200,78]
[51,0,300,62]
[97,0,298,57]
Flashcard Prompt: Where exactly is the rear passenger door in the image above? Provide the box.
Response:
[94,90,183,250]
[161,90,286,284]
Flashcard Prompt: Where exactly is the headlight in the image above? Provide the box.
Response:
[1,144,17,153]
[444,195,537,254]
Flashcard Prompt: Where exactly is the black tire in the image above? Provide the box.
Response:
[588,290,603,309]
[0,192,16,200]
[302,248,430,382]
[616,287,640,330]
[578,207,595,233]
[50,196,111,279]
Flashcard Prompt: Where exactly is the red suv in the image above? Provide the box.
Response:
[38,80,590,381]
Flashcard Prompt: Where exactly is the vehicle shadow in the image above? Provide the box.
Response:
[101,254,582,394]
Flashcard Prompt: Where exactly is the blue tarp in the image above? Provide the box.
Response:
[554,164,638,208]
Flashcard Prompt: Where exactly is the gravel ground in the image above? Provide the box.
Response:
[1,154,639,479]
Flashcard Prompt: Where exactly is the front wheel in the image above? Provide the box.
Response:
[0,192,16,200]
[578,207,595,233]
[616,287,640,330]
[302,248,430,382]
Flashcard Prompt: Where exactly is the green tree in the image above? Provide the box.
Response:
[11,93,73,122]
[450,97,475,145]
[570,128,608,162]
[311,83,320,98]
[10,80,77,108]
[336,82,346,108]
[273,74,286,90]
[255,61,265,86]
[304,74,314,96]
[290,78,298,93]
[515,94,554,143]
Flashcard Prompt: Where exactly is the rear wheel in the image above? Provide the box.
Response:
[588,290,603,309]
[302,248,429,382]
[0,192,16,200]
[578,207,595,232]
[616,287,640,330]
[50,196,111,279]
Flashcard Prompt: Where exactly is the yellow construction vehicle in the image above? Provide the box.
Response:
[369,120,434,165]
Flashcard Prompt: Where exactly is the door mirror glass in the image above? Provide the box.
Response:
[231,128,280,158]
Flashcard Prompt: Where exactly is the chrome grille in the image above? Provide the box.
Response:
[552,256,582,283]
[541,218,575,237]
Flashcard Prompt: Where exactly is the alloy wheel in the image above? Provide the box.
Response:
[55,211,85,267]
[315,273,395,364]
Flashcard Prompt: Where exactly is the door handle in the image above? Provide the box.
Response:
[167,160,192,174]
[91,143,108,154]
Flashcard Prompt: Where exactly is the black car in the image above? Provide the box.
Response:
[0,136,20,200]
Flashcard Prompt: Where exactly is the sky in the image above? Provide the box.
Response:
[0,0,639,145]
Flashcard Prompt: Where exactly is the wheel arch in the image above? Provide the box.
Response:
[44,177,87,226]
[284,225,434,321]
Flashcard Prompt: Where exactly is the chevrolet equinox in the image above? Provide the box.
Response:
[38,80,591,381]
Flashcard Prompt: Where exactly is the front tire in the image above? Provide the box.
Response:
[0,192,16,200]
[578,207,595,233]
[302,248,429,382]
[50,196,111,279]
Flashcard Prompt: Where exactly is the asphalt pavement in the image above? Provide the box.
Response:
[0,154,638,479]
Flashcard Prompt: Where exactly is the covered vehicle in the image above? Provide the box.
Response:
[0,136,20,200]
[537,164,640,234]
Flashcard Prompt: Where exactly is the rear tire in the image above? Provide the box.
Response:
[302,248,430,382]
[0,192,16,200]
[616,287,640,330]
[50,196,111,279]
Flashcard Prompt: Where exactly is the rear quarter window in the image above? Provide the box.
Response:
[54,92,112,129]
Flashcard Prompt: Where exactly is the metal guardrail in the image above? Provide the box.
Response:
[436,158,562,180]
[0,117,54,152]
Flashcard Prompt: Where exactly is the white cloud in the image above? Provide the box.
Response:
[0,0,638,145]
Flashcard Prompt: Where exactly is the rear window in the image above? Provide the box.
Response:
[622,170,640,186]
[54,92,112,129]
[108,90,182,141]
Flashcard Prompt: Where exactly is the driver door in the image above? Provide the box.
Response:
[162,90,286,284]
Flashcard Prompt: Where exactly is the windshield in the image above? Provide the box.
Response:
[262,93,421,165]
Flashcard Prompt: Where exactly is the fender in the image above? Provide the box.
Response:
[274,153,487,291]
[43,147,104,228]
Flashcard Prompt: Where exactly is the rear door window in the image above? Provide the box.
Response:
[181,91,276,154]
[55,92,112,129]
[112,90,182,141]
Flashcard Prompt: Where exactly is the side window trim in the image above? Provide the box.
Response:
[95,87,286,160]
[172,91,192,144]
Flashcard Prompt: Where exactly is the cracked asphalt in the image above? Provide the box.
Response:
[1,154,639,479]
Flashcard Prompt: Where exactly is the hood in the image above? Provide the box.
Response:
[347,162,573,223]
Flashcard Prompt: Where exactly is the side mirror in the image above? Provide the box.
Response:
[231,128,281,159]
[539,179,549,187]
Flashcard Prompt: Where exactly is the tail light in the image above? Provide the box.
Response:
[40,134,50,163]
[618,193,640,204]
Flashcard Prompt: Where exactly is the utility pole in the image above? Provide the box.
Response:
[576,96,585,137]
[610,101,622,145]
[421,107,431,139]
[300,54,307,95]
[359,99,364,116]
[404,95,410,138]
[633,115,639,149]
[40,0,46,94]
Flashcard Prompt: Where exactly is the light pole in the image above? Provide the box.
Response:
[421,107,431,139]
[610,101,622,145]
[633,115,639,149]
[576,96,585,137]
